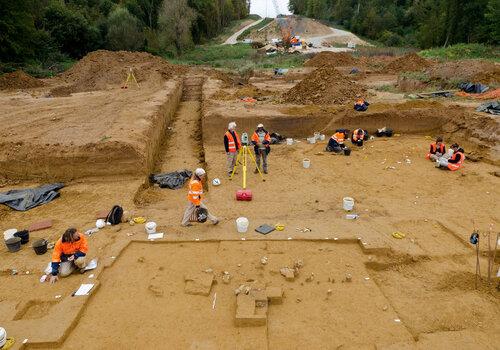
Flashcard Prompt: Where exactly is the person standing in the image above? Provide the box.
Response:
[224,122,241,177]
[50,228,88,283]
[181,168,219,226]
[251,123,271,174]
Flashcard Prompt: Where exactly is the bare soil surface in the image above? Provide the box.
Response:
[0,49,499,350]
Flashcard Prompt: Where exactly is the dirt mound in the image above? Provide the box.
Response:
[56,50,184,94]
[212,84,275,101]
[305,52,358,67]
[0,71,45,90]
[283,66,366,105]
[384,53,431,73]
[426,60,499,85]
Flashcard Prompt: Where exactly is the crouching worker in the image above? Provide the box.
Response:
[50,228,87,283]
[354,99,369,112]
[181,168,219,226]
[426,136,446,161]
[351,128,368,147]
[326,129,349,153]
[436,143,465,171]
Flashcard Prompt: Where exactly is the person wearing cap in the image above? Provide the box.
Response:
[224,122,241,177]
[181,168,219,226]
[435,143,465,171]
[251,123,271,174]
[50,228,88,283]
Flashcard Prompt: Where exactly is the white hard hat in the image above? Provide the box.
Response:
[228,122,237,130]
[212,178,221,186]
[257,123,264,128]
[195,168,206,177]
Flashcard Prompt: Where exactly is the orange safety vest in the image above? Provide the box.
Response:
[426,142,446,159]
[332,132,345,144]
[355,99,365,106]
[352,129,364,142]
[225,131,241,153]
[187,178,203,206]
[251,131,271,146]
[52,234,88,263]
[447,151,465,171]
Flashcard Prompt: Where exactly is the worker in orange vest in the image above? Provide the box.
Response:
[181,168,219,226]
[50,228,88,283]
[224,122,241,177]
[354,98,369,111]
[351,128,368,147]
[426,136,446,161]
[251,123,271,174]
[435,143,465,171]
[326,129,349,153]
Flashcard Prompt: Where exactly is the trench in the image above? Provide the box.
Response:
[134,76,207,204]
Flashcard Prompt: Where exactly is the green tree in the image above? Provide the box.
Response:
[106,7,145,50]
[485,0,499,43]
[158,0,196,55]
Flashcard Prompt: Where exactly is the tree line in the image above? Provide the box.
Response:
[288,0,499,48]
[0,0,249,65]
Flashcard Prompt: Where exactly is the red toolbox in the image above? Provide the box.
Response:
[236,189,253,201]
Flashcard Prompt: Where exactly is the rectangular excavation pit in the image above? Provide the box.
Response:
[53,241,414,349]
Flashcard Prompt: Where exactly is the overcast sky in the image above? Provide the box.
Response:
[249,0,291,18]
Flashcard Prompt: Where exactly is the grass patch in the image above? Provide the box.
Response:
[236,17,273,41]
[420,43,500,61]
[355,46,417,57]
[0,58,76,78]
[169,43,308,70]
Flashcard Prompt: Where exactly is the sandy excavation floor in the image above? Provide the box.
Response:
[0,50,499,350]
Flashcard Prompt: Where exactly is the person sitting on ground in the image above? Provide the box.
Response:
[326,129,349,153]
[351,128,369,147]
[251,123,271,174]
[224,122,241,177]
[426,136,446,161]
[354,98,369,112]
[181,168,219,227]
[50,228,88,283]
[435,143,465,171]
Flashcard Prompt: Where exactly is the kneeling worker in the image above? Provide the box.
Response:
[224,122,241,177]
[436,143,465,171]
[251,124,271,174]
[426,136,446,161]
[50,228,88,283]
[181,168,219,226]
[351,128,368,147]
[326,129,349,153]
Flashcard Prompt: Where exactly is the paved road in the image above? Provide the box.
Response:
[224,18,265,45]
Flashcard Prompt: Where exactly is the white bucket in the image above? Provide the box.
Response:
[145,221,157,234]
[3,228,17,241]
[314,132,321,140]
[303,158,311,168]
[95,219,105,229]
[307,137,316,144]
[0,327,6,348]
[343,197,355,211]
[286,138,293,145]
[236,217,249,233]
[320,134,326,141]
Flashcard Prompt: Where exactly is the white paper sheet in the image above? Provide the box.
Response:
[74,283,95,296]
[84,258,98,271]
[148,232,164,240]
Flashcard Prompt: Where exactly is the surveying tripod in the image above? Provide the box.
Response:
[229,132,265,187]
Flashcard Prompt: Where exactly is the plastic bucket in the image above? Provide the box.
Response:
[32,239,48,255]
[303,158,311,169]
[286,138,293,145]
[236,217,249,233]
[145,222,157,234]
[3,228,17,241]
[307,137,316,144]
[5,237,21,253]
[14,230,29,244]
[314,132,320,140]
[320,134,326,141]
[343,197,355,211]
[0,327,6,348]
[344,148,351,156]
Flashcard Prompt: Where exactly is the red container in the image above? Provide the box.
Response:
[236,189,252,201]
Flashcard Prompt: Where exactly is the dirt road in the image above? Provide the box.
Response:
[224,18,265,45]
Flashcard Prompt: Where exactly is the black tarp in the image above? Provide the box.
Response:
[459,82,489,94]
[476,101,500,115]
[0,183,64,211]
[149,170,192,189]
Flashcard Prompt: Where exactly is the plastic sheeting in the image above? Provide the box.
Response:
[459,82,489,94]
[476,101,500,116]
[0,183,64,211]
[149,170,192,189]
